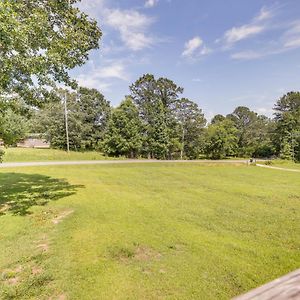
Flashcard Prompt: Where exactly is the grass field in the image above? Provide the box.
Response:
[1,148,111,163]
[266,159,300,170]
[0,163,299,299]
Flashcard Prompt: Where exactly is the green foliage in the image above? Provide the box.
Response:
[226,106,274,157]
[129,74,206,159]
[253,143,275,158]
[33,88,111,151]
[0,109,28,146]
[274,92,300,161]
[0,0,101,105]
[130,74,176,159]
[211,114,225,124]
[174,98,206,159]
[279,138,294,160]
[0,148,4,162]
[205,119,238,159]
[76,87,111,150]
[103,97,143,158]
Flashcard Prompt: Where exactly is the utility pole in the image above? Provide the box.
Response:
[64,0,71,153]
[64,91,70,153]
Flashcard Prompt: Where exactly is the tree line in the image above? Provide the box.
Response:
[2,74,299,162]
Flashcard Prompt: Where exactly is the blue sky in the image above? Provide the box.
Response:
[73,0,300,119]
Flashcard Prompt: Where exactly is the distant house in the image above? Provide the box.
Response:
[17,134,50,148]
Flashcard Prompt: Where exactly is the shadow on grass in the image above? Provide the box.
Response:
[0,173,83,216]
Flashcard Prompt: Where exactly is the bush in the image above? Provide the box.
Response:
[0,148,4,163]
[264,160,273,165]
[253,144,276,158]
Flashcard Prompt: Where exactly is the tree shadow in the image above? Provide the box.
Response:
[0,173,84,216]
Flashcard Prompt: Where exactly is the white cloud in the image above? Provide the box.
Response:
[282,21,300,49]
[97,63,128,81]
[219,6,275,48]
[76,74,112,92]
[284,21,300,36]
[76,0,106,18]
[254,6,274,22]
[76,62,128,91]
[105,9,155,51]
[232,21,300,60]
[200,45,212,55]
[284,37,300,48]
[182,36,211,59]
[145,0,159,8]
[256,107,273,115]
[231,50,264,60]
[224,25,264,45]
[182,37,203,57]
[77,1,158,51]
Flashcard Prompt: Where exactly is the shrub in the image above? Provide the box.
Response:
[0,148,4,163]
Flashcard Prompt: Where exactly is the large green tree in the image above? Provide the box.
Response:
[226,106,259,156]
[130,74,184,159]
[33,91,82,150]
[0,108,28,146]
[205,119,238,159]
[226,106,274,157]
[34,88,111,151]
[273,92,300,161]
[0,0,101,105]
[103,97,143,158]
[77,87,111,150]
[174,98,206,159]
[0,96,30,147]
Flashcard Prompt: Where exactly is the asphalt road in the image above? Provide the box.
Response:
[0,159,249,168]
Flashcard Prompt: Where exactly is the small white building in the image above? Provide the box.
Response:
[17,134,50,148]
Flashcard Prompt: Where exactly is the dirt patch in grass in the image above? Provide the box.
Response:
[111,245,161,263]
[35,234,50,253]
[134,246,161,261]
[49,293,67,300]
[37,243,49,252]
[52,209,74,225]
[31,266,43,275]
[1,265,23,286]
[5,276,20,286]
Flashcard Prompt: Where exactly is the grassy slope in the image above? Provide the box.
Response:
[0,164,299,299]
[2,148,110,162]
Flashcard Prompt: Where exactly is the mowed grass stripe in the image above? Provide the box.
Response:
[0,164,299,299]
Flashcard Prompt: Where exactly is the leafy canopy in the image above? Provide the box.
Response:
[0,0,101,105]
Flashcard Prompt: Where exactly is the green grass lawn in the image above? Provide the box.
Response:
[2,147,112,162]
[268,160,300,170]
[0,163,299,299]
